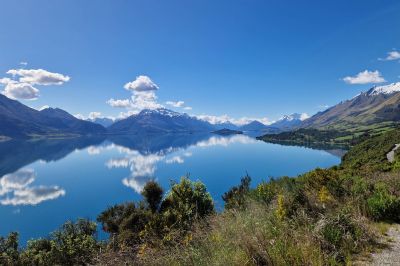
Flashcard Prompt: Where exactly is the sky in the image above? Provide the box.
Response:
[0,0,399,124]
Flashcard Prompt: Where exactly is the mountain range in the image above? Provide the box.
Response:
[3,82,398,139]
[107,108,215,134]
[301,82,400,129]
[0,94,106,138]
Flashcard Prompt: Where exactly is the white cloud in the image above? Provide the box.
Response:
[166,100,193,111]
[124,75,159,92]
[109,75,163,116]
[343,70,386,85]
[0,68,70,100]
[318,104,329,109]
[379,50,400,61]
[88,112,102,120]
[2,82,39,100]
[7,69,70,85]
[300,113,310,121]
[165,156,184,164]
[166,101,185,108]
[19,62,28,66]
[130,91,162,111]
[196,114,271,126]
[107,98,131,108]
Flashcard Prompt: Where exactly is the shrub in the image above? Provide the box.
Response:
[222,174,251,209]
[367,183,400,221]
[18,219,99,265]
[0,232,19,266]
[98,177,214,250]
[142,181,163,213]
[162,177,215,231]
[317,212,372,262]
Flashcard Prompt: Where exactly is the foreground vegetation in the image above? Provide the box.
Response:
[1,129,400,265]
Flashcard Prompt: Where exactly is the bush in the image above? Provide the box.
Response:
[367,183,400,222]
[21,219,98,265]
[98,177,214,250]
[0,232,19,266]
[162,177,215,231]
[142,181,163,213]
[317,212,372,262]
[222,174,251,209]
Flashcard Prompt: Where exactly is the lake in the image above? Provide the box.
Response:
[0,133,342,244]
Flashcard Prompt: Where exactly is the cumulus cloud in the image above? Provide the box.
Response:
[108,75,163,116]
[7,68,70,85]
[107,98,131,108]
[1,81,39,100]
[379,50,400,61]
[124,75,159,92]
[343,70,386,85]
[0,169,65,206]
[130,90,162,111]
[0,68,70,100]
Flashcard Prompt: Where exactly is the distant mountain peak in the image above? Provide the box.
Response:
[366,82,400,96]
[279,113,303,122]
[138,108,184,118]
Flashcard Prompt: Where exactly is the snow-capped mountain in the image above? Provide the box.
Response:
[367,82,400,96]
[108,108,215,134]
[269,113,308,130]
[302,82,400,128]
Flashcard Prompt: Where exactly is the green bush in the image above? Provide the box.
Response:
[162,177,215,231]
[98,177,214,249]
[367,183,400,221]
[222,174,251,209]
[0,232,19,266]
[319,212,371,262]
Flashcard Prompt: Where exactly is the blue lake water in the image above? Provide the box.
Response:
[0,133,342,244]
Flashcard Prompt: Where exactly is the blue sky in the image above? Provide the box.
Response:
[0,0,399,124]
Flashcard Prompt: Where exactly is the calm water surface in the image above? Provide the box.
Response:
[0,133,341,243]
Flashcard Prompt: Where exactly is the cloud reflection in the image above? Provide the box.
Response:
[104,134,256,193]
[0,169,65,206]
